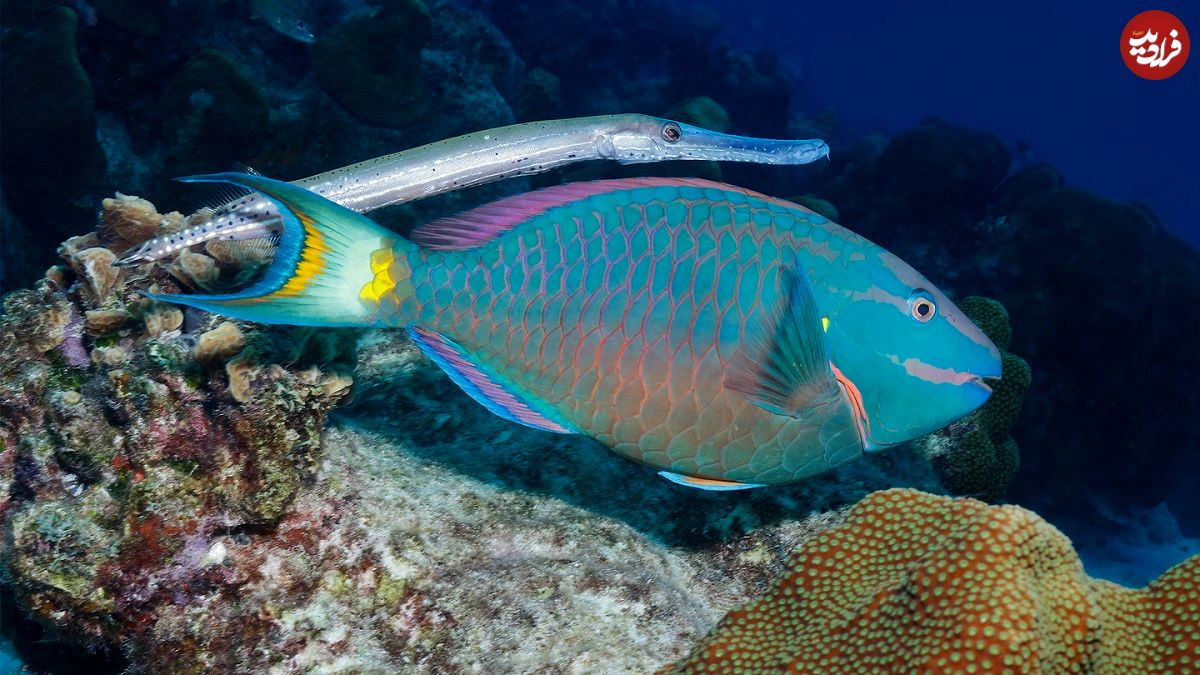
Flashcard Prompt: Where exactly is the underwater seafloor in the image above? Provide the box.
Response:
[1,0,1199,673]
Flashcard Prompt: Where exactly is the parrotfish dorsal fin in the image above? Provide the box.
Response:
[411,177,735,250]
[657,471,765,491]
[406,326,577,434]
[724,261,840,418]
[230,161,263,176]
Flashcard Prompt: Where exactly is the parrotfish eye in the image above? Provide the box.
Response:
[661,122,682,143]
[908,290,937,323]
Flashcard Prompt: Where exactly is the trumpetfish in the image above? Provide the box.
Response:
[116,115,828,266]
[149,172,1000,490]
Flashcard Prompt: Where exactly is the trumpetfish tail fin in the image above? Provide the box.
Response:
[145,172,410,327]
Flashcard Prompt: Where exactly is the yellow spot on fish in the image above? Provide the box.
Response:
[359,247,395,305]
[822,316,830,333]
[370,247,393,274]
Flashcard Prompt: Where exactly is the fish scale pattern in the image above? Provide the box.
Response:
[403,183,865,484]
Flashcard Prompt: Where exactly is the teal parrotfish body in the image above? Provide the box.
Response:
[151,173,1001,490]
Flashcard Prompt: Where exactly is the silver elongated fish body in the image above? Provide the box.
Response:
[116,115,829,266]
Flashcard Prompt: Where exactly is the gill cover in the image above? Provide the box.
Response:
[820,249,1001,449]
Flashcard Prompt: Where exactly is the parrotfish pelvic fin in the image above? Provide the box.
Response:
[145,172,409,327]
[723,260,840,418]
[657,471,766,491]
[406,326,577,434]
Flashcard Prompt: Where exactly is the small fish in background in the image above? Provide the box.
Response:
[250,0,317,43]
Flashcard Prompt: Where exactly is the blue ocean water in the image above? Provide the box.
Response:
[1,0,1197,671]
[0,638,19,675]
[706,0,1200,245]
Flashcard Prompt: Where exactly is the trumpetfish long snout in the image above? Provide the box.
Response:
[116,114,829,266]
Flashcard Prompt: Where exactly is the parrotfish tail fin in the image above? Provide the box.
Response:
[724,259,841,418]
[146,172,411,327]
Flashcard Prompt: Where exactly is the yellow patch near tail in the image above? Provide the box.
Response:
[360,246,397,304]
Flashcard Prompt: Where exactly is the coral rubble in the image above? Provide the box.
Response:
[667,488,1199,674]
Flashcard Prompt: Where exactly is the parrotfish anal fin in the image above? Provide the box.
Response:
[724,262,840,417]
[657,471,765,491]
[406,326,576,434]
[410,177,734,250]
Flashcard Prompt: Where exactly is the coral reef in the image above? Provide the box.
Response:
[1,194,355,653]
[994,188,1200,510]
[665,96,732,134]
[489,0,790,135]
[667,488,1199,674]
[515,67,563,120]
[159,49,271,178]
[870,118,1012,228]
[0,6,107,283]
[1092,557,1200,673]
[1,0,1196,668]
[313,0,433,128]
[915,296,1030,500]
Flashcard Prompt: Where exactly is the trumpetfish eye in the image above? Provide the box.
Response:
[661,122,682,143]
[908,290,937,323]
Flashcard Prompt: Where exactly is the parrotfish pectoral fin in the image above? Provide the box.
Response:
[657,471,765,491]
[146,172,399,327]
[723,261,841,417]
[406,326,577,434]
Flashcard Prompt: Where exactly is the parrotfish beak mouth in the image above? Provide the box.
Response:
[969,376,993,395]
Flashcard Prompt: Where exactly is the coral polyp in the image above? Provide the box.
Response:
[667,489,1198,674]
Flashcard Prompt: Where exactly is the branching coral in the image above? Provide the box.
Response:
[667,488,1198,674]
[915,296,1030,500]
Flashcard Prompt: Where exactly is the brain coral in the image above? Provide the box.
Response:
[667,488,1199,674]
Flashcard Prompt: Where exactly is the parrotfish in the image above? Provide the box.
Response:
[151,173,1001,490]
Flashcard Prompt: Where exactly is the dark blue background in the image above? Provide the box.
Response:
[703,0,1198,244]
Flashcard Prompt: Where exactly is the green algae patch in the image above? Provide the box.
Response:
[10,499,120,614]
